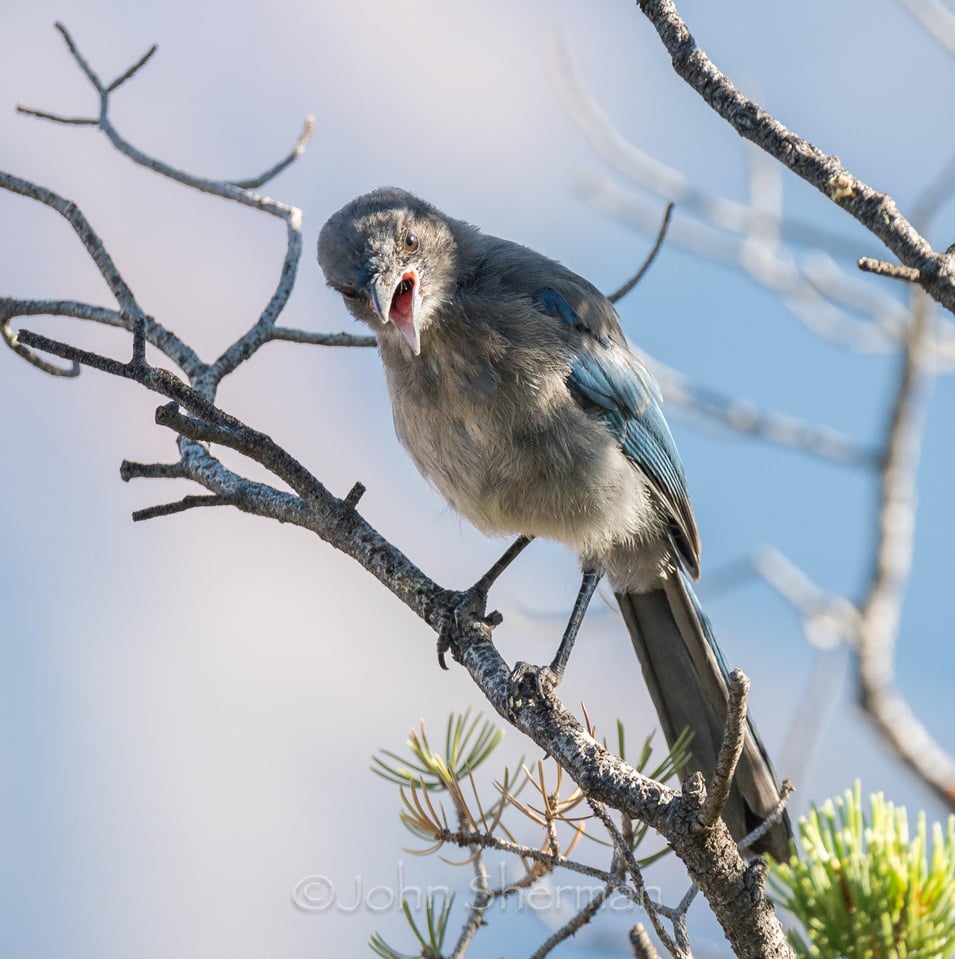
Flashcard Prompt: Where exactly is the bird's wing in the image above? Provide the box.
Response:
[532,281,701,577]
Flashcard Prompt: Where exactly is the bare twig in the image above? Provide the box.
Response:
[447,811,492,959]
[699,670,749,831]
[343,482,366,508]
[631,923,662,959]
[2,315,79,376]
[269,326,376,347]
[1,175,142,319]
[550,35,865,260]
[751,547,860,650]
[858,258,922,282]
[106,43,158,92]
[230,115,315,189]
[13,324,445,623]
[528,882,614,959]
[7,24,313,400]
[120,460,186,481]
[608,202,675,303]
[16,107,97,125]
[587,799,682,958]
[738,781,794,855]
[0,180,203,380]
[132,494,234,523]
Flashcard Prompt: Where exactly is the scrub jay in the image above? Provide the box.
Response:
[318,187,790,858]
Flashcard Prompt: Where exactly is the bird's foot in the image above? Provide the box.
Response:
[434,586,503,669]
[507,661,559,715]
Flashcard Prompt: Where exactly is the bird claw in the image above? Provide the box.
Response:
[434,586,501,669]
[507,661,559,715]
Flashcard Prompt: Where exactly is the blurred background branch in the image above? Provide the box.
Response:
[551,4,955,813]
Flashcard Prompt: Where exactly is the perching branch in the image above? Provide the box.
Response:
[4,22,804,959]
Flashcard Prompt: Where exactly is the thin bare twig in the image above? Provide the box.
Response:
[230,116,315,190]
[132,494,234,523]
[447,810,492,959]
[608,202,675,303]
[738,781,794,855]
[699,670,749,831]
[0,179,203,380]
[106,43,158,92]
[858,258,922,282]
[587,799,682,958]
[2,315,79,376]
[550,35,865,260]
[269,327,377,348]
[7,24,314,399]
[528,882,614,959]
[631,923,662,959]
[16,107,97,125]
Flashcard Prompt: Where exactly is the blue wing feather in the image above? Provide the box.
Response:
[533,286,700,577]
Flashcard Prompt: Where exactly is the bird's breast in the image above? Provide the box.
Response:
[383,342,660,560]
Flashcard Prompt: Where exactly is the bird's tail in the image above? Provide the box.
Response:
[617,576,791,859]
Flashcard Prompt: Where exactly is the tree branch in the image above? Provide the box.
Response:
[2,25,800,958]
[856,295,955,803]
[636,0,955,315]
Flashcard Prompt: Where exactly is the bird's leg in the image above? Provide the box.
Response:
[509,568,603,710]
[548,568,603,681]
[473,534,534,596]
[436,535,534,668]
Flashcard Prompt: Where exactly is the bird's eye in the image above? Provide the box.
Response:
[337,286,361,300]
[404,232,419,253]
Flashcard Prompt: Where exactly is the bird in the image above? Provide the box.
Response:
[318,186,791,859]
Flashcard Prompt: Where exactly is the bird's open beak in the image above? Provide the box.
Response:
[370,270,421,355]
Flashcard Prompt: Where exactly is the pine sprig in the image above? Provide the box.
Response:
[770,782,955,959]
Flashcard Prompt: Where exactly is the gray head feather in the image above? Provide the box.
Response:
[318,187,476,355]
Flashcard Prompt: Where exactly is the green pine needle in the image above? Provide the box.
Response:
[769,782,955,959]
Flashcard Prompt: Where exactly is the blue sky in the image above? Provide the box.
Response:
[2,1,953,956]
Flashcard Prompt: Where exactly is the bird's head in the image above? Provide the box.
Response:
[318,187,461,356]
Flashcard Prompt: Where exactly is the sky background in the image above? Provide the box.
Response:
[2,1,954,956]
